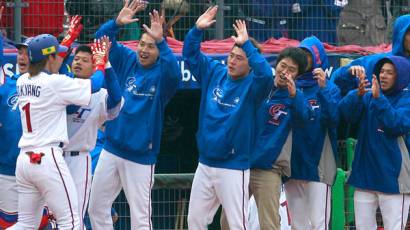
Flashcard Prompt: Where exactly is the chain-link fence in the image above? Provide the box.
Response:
[1,0,410,45]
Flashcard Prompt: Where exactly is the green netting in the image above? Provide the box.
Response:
[345,138,357,225]
[153,173,194,189]
[332,168,346,230]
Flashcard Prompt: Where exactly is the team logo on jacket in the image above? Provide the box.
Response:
[73,108,91,123]
[308,99,320,110]
[7,93,18,109]
[126,77,137,92]
[212,87,223,100]
[269,104,287,125]
[212,87,239,108]
[125,76,155,99]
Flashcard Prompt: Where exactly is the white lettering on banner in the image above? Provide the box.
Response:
[2,58,335,87]
[179,61,196,82]
[325,66,333,79]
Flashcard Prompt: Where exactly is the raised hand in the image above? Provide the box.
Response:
[371,74,380,98]
[285,74,296,98]
[99,35,112,61]
[116,0,147,26]
[357,71,370,97]
[195,6,218,30]
[349,65,365,78]
[61,15,83,46]
[143,10,164,43]
[313,68,326,88]
[231,20,249,46]
[91,38,109,73]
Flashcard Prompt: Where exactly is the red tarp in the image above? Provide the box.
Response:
[4,36,392,55]
[120,37,393,55]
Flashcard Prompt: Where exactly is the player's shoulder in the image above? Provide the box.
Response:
[17,72,29,81]
[92,88,108,101]
[47,73,77,85]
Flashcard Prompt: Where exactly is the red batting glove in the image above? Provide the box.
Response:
[91,39,108,75]
[59,15,83,58]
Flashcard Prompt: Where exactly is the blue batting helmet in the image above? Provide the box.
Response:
[28,34,67,62]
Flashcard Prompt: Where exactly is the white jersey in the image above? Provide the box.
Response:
[17,72,91,148]
[64,89,122,152]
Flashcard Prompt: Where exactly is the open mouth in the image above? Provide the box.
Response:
[18,62,28,68]
[139,54,149,61]
[73,66,82,72]
[279,74,287,80]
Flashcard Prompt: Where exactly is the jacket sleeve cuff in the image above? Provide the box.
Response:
[241,40,256,57]
[108,20,120,33]
[192,26,204,37]
[371,94,388,111]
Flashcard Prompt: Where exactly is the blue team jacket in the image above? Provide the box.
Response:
[331,14,410,96]
[289,36,341,185]
[183,26,273,170]
[0,73,21,176]
[251,88,310,174]
[96,20,181,165]
[339,56,410,194]
[0,32,21,176]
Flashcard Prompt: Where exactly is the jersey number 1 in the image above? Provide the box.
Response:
[22,103,32,132]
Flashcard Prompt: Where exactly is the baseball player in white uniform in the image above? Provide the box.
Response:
[7,34,108,230]
[62,38,123,230]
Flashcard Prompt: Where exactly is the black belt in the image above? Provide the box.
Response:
[63,151,80,157]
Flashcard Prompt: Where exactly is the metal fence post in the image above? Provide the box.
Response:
[6,0,28,43]
[215,0,224,40]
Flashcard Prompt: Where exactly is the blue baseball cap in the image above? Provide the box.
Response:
[28,34,68,62]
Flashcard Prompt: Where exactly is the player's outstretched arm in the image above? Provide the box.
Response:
[142,10,180,100]
[95,1,146,83]
[56,15,84,74]
[182,6,222,86]
[142,9,163,43]
[195,5,217,30]
[233,20,271,79]
[89,38,110,93]
[59,15,83,58]
[99,36,122,110]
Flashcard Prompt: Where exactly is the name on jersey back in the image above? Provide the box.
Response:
[17,84,41,97]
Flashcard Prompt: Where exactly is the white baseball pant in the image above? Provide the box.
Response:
[7,146,79,230]
[88,149,154,230]
[284,179,331,230]
[188,163,249,230]
[0,174,18,228]
[64,152,92,230]
[0,174,18,213]
[354,189,410,230]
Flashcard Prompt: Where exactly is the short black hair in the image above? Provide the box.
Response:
[74,45,92,56]
[276,47,308,76]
